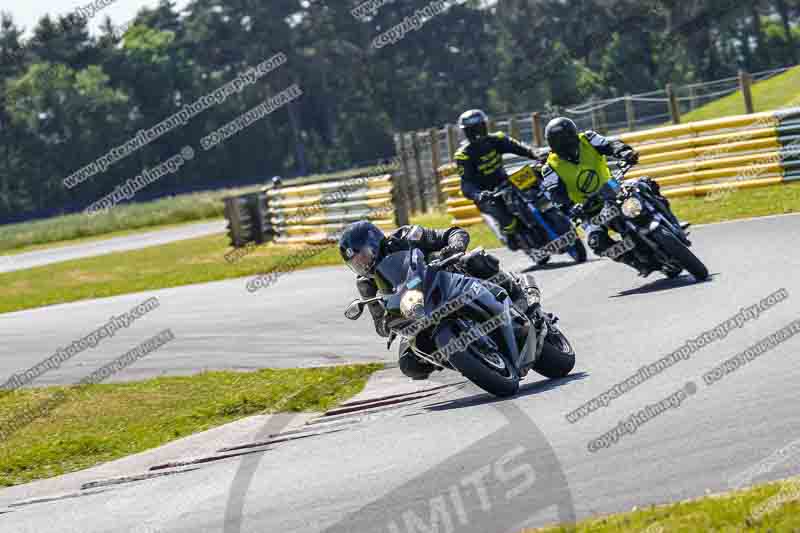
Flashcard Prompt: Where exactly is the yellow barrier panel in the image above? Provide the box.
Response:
[440,165,458,179]
[663,176,784,198]
[272,197,393,216]
[269,174,392,198]
[274,220,396,244]
[634,126,778,156]
[627,151,782,179]
[654,162,784,187]
[446,197,473,208]
[619,111,776,144]
[638,137,781,166]
[449,205,481,217]
[270,187,393,208]
[272,209,393,226]
[454,216,484,227]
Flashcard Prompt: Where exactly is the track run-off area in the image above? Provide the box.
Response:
[1,213,799,532]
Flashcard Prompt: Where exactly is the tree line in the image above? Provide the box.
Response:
[0,0,797,222]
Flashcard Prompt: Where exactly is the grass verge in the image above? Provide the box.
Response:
[0,164,394,255]
[1,181,798,315]
[679,65,800,123]
[0,217,224,258]
[0,191,233,255]
[0,363,382,487]
[529,477,800,532]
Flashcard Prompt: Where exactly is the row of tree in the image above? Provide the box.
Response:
[0,0,798,222]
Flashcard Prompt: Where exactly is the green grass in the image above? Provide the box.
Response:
[0,210,498,314]
[1,182,799,315]
[529,478,800,532]
[679,65,800,123]
[0,190,233,255]
[0,364,382,487]
[673,180,800,225]
[0,163,395,255]
[0,216,225,258]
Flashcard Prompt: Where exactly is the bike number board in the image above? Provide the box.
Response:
[509,165,538,190]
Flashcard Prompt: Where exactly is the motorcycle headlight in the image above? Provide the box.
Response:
[621,197,643,218]
[400,289,425,319]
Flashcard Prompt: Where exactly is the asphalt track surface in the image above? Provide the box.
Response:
[2,213,800,532]
[0,220,226,274]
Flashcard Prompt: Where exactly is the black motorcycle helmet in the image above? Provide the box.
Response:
[458,109,489,142]
[271,175,283,188]
[339,221,385,278]
[545,117,580,162]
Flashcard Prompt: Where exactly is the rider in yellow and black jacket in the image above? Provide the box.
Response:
[540,117,655,274]
[454,109,540,251]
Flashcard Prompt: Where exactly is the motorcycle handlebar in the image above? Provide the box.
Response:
[613,160,633,179]
[428,251,465,270]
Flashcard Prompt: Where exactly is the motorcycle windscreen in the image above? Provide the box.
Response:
[374,249,424,291]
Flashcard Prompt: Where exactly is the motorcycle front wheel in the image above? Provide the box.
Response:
[532,325,576,379]
[438,319,520,397]
[651,226,709,281]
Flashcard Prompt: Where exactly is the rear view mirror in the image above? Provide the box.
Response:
[344,300,365,320]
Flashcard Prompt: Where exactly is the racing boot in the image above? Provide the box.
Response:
[398,349,437,380]
[502,218,521,251]
[616,250,654,277]
[507,271,542,319]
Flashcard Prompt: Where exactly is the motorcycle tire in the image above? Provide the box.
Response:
[651,226,709,281]
[532,326,576,379]
[441,319,520,397]
[568,238,588,264]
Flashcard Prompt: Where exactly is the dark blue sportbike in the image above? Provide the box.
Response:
[344,248,576,397]
[483,163,587,267]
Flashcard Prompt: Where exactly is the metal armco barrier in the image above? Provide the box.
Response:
[224,173,404,247]
[438,107,800,226]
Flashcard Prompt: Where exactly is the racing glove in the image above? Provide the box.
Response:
[476,190,493,205]
[428,245,461,264]
[618,149,639,165]
[568,204,584,221]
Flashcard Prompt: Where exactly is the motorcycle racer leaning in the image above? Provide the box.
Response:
[541,117,677,276]
[339,221,541,380]
[454,109,542,251]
